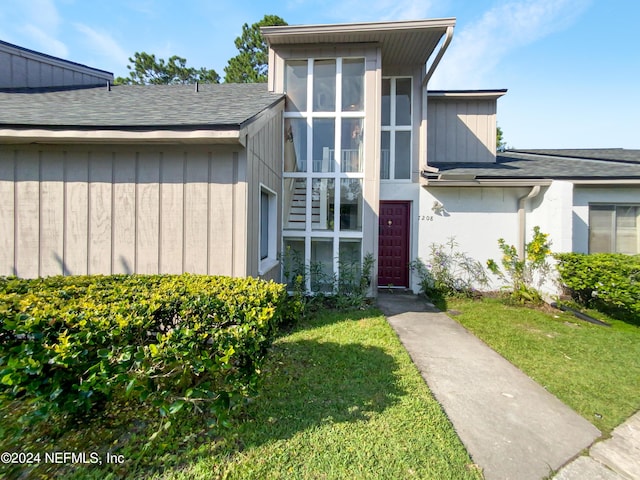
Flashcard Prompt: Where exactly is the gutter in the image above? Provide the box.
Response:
[517,186,541,260]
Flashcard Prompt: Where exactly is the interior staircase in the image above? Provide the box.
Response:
[285,179,321,229]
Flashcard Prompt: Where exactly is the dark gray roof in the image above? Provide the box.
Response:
[511,149,640,164]
[0,83,284,129]
[424,149,640,181]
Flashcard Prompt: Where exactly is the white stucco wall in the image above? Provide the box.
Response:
[417,186,530,291]
[527,181,574,254]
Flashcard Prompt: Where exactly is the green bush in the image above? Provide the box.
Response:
[555,253,640,321]
[0,274,297,426]
[410,238,489,299]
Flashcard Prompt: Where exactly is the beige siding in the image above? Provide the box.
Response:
[0,42,113,88]
[244,104,284,280]
[427,98,497,163]
[0,144,247,278]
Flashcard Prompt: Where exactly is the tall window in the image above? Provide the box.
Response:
[283,57,365,291]
[381,77,412,180]
[259,186,277,274]
[589,204,640,254]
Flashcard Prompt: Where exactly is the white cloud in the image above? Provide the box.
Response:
[430,0,591,89]
[22,24,69,57]
[73,23,130,69]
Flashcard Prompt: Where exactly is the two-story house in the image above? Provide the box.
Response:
[1,19,639,291]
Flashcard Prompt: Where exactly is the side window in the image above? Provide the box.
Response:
[259,186,278,274]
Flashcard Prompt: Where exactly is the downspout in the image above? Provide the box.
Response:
[420,25,454,169]
[517,186,541,259]
[423,26,454,87]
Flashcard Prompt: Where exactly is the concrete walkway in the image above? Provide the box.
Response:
[377,292,602,480]
[555,412,640,479]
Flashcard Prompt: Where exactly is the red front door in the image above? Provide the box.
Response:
[378,201,410,287]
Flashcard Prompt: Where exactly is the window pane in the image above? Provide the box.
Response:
[342,58,364,111]
[284,178,306,230]
[380,131,390,179]
[340,179,362,231]
[616,206,638,254]
[341,118,363,172]
[312,118,335,172]
[396,78,412,125]
[313,59,336,112]
[285,60,307,112]
[381,79,391,126]
[589,205,614,253]
[282,237,305,288]
[311,238,334,292]
[311,178,335,231]
[260,191,269,260]
[284,118,307,172]
[395,131,411,179]
[339,239,362,292]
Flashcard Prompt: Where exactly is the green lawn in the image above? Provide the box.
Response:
[447,297,640,434]
[1,309,482,480]
[159,309,482,479]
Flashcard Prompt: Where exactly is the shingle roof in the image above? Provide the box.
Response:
[424,149,640,181]
[0,83,284,129]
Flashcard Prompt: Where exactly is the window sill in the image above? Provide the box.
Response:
[259,258,280,276]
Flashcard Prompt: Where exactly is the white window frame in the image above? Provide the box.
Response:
[283,56,366,291]
[259,184,279,275]
[381,76,413,182]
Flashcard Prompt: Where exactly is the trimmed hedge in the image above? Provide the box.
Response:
[0,274,298,424]
[555,253,640,321]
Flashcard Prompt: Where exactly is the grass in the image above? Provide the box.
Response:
[1,309,482,480]
[446,296,640,434]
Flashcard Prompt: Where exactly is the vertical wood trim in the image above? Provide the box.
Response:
[232,152,238,277]
[182,152,187,273]
[62,150,67,275]
[39,149,65,276]
[158,152,163,272]
[207,151,212,274]
[0,149,16,275]
[111,152,115,274]
[38,150,42,277]
[134,152,139,272]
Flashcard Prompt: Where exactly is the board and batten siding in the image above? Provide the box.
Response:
[245,107,284,281]
[427,98,497,163]
[0,41,113,88]
[0,144,247,278]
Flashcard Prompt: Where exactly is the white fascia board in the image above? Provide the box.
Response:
[0,128,241,144]
[262,18,456,40]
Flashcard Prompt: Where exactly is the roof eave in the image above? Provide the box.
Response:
[262,18,456,42]
[0,128,243,145]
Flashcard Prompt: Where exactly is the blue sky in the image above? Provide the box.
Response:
[1,0,638,149]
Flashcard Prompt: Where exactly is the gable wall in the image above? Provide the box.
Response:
[427,97,497,163]
[0,43,113,88]
[244,104,284,281]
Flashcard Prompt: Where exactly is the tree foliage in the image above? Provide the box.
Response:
[224,14,287,84]
[497,125,507,151]
[115,52,220,85]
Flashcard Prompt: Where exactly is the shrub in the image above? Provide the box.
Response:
[280,250,375,311]
[0,274,297,426]
[410,238,489,299]
[555,253,640,321]
[486,226,552,303]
